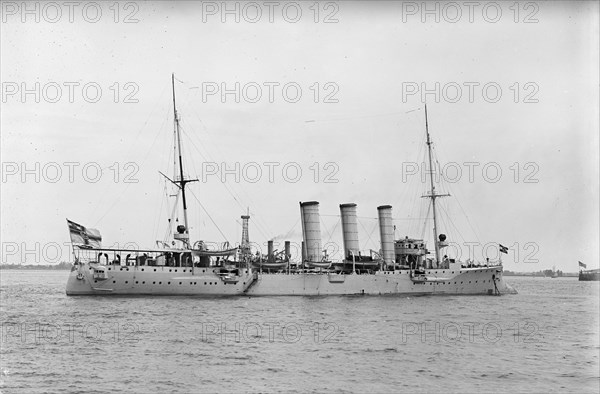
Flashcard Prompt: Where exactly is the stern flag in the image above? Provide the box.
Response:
[499,244,508,254]
[579,261,587,269]
[67,219,102,248]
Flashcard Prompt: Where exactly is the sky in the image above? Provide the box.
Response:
[1,1,598,272]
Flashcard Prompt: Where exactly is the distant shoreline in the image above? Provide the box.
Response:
[505,274,579,278]
[0,263,73,270]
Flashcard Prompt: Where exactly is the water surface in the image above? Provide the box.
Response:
[1,272,598,393]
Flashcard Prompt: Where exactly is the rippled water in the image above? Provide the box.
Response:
[1,271,598,393]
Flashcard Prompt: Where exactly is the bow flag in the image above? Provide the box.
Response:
[499,244,508,254]
[579,261,587,269]
[67,219,102,248]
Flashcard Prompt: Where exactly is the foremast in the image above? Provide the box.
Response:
[422,104,449,264]
[162,73,198,247]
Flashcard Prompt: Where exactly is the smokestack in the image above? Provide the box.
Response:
[300,201,322,262]
[340,203,360,260]
[284,241,291,262]
[267,240,274,262]
[377,205,395,265]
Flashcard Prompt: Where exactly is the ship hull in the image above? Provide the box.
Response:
[66,265,256,296]
[579,271,600,281]
[66,264,517,296]
[246,267,515,296]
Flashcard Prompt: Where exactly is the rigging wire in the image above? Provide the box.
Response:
[93,104,172,228]
[430,138,482,245]
[283,217,301,239]
[187,187,229,242]
[177,122,271,241]
[176,83,274,237]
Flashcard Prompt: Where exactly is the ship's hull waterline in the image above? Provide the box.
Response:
[66,263,517,296]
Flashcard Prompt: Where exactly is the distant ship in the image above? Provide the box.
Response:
[65,75,517,296]
[578,261,600,281]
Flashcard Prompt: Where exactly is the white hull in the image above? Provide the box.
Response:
[66,263,517,296]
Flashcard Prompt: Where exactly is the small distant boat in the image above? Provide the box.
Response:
[578,261,600,281]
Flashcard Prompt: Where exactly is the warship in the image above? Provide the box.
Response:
[65,75,517,296]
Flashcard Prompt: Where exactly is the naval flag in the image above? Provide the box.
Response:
[499,244,508,254]
[67,219,102,248]
[579,261,587,269]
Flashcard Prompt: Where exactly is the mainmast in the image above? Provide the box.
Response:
[423,104,449,263]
